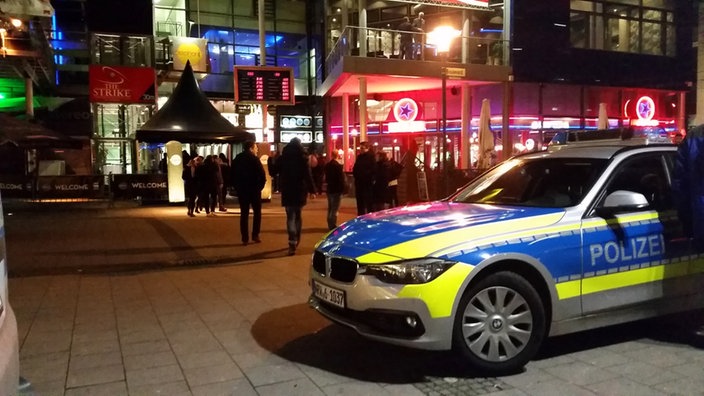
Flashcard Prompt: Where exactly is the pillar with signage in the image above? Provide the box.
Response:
[257,143,272,201]
[165,141,185,202]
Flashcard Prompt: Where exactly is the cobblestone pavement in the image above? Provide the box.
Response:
[4,196,704,395]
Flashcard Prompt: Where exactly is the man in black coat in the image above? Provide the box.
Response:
[278,137,316,255]
[232,140,266,245]
[352,141,376,215]
[324,150,346,230]
[398,16,415,60]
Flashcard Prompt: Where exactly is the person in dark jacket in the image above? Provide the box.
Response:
[398,16,415,60]
[324,150,346,230]
[672,125,704,249]
[387,157,403,208]
[267,150,280,193]
[372,151,391,211]
[182,156,201,217]
[278,137,316,255]
[352,141,376,215]
[231,141,266,245]
[312,153,326,194]
[196,155,219,216]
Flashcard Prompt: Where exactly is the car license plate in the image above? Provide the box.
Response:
[312,280,345,308]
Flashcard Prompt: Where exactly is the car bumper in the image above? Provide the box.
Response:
[308,270,454,350]
[0,304,19,396]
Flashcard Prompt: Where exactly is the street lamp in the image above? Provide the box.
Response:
[427,26,460,196]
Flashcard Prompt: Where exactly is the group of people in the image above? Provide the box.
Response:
[176,138,402,257]
[182,152,230,217]
[352,141,403,216]
[178,138,329,256]
[398,12,425,60]
[181,142,268,245]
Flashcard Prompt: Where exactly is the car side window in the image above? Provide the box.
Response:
[599,154,671,212]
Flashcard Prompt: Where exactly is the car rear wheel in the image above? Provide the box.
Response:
[453,271,546,374]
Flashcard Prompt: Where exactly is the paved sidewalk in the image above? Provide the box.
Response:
[4,196,704,395]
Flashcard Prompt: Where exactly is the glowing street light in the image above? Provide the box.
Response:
[427,26,461,53]
[429,25,460,196]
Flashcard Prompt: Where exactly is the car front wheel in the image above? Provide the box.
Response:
[453,271,546,374]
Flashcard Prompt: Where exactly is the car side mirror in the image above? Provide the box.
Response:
[596,190,650,217]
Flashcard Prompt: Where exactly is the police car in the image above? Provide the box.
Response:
[309,141,703,374]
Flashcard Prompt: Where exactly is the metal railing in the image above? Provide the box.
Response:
[325,25,509,76]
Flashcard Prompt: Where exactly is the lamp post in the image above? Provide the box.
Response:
[428,26,460,196]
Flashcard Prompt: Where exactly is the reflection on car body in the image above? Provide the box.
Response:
[309,141,703,374]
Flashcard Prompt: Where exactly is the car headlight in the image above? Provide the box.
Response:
[360,258,456,284]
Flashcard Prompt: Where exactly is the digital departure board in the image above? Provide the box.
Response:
[234,66,294,105]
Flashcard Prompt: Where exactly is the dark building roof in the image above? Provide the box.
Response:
[136,61,253,144]
[0,113,82,149]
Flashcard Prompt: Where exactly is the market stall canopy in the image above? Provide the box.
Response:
[0,113,82,149]
[136,61,253,144]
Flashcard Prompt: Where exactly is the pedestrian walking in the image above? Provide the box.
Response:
[352,141,376,215]
[324,150,346,230]
[232,140,266,245]
[196,155,219,216]
[182,156,201,217]
[278,137,316,255]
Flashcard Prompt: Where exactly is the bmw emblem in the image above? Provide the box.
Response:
[492,318,503,330]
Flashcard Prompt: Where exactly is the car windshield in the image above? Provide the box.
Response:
[452,157,608,207]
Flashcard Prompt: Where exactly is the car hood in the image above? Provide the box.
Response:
[319,201,565,261]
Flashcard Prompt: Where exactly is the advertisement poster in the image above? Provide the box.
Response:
[89,65,156,104]
[171,37,207,72]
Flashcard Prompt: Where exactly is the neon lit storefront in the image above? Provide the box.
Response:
[326,81,683,172]
[319,0,688,177]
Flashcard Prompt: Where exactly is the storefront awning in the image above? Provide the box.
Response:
[136,61,253,144]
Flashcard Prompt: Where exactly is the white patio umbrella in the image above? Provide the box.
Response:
[597,102,609,130]
[476,98,494,170]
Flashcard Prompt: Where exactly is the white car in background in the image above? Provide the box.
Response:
[0,192,20,394]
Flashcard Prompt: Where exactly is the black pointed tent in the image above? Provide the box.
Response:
[135,61,253,143]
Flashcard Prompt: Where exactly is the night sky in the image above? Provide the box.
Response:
[85,0,153,35]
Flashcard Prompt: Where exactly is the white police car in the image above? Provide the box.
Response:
[0,192,19,393]
[309,142,702,373]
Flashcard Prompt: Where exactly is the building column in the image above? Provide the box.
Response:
[461,11,471,64]
[342,93,350,171]
[502,78,512,162]
[341,0,348,28]
[359,0,367,56]
[679,91,686,132]
[359,76,367,142]
[25,77,34,119]
[695,2,704,125]
[502,0,512,65]
[258,0,266,63]
[460,85,471,169]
